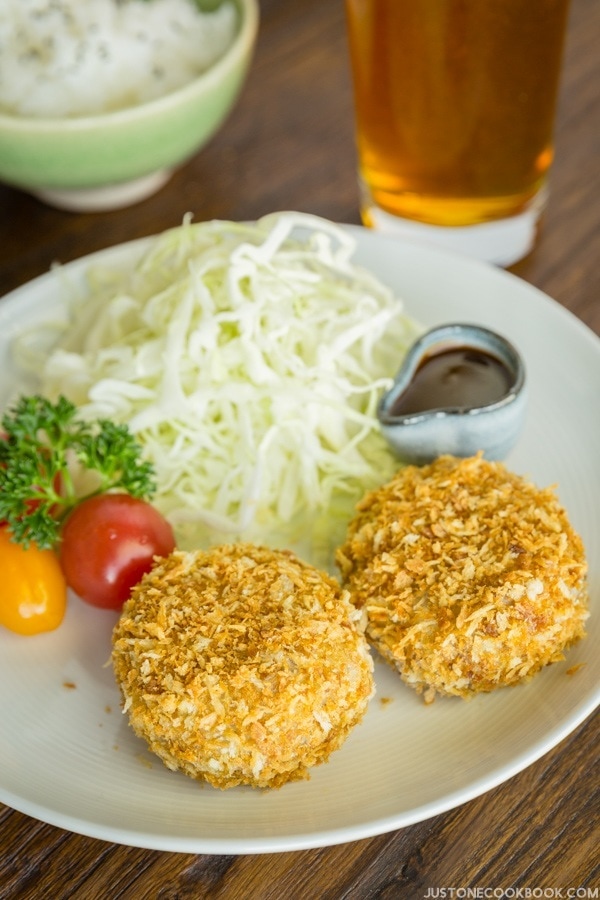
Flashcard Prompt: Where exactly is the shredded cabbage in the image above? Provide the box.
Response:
[15,212,420,566]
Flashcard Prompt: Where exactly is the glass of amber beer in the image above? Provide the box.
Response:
[344,0,571,265]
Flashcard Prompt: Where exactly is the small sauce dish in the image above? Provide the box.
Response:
[378,323,526,465]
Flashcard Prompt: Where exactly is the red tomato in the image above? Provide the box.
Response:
[60,494,175,610]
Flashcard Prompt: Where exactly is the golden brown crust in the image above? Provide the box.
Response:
[112,543,374,789]
[336,455,589,702]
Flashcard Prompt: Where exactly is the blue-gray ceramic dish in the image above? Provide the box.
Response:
[378,323,526,465]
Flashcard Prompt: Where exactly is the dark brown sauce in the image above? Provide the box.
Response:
[390,345,513,416]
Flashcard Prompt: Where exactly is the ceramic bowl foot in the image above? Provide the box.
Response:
[31,169,173,212]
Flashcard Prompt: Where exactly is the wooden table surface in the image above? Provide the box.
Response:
[0,0,598,897]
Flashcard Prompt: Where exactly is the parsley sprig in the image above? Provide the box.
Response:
[0,395,156,549]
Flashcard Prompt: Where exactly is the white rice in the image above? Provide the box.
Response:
[0,0,238,118]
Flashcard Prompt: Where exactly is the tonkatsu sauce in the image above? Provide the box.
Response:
[390,345,513,416]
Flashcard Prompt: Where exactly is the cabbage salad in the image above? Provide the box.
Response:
[15,213,420,565]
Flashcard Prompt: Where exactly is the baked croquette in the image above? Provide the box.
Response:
[336,455,588,703]
[112,543,374,789]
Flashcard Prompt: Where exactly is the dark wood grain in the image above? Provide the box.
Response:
[0,0,598,897]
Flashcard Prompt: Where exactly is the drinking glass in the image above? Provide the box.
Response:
[344,0,571,266]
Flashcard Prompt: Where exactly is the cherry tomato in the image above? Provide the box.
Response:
[0,527,67,635]
[60,493,175,610]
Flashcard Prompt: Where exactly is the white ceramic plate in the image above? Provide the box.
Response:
[0,228,598,854]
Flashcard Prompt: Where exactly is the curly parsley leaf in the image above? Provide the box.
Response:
[0,395,156,549]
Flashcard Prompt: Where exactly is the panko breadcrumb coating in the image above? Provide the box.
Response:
[336,455,588,703]
[112,543,374,789]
